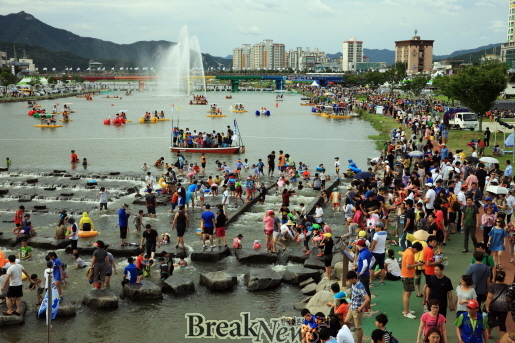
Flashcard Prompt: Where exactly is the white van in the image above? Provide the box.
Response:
[448,112,479,131]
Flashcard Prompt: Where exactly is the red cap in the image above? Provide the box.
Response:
[268,210,274,215]
[356,239,367,247]
[467,300,479,309]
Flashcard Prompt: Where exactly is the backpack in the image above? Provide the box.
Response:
[449,194,460,211]
[387,331,400,343]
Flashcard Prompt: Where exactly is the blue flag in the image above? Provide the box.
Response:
[38,282,60,322]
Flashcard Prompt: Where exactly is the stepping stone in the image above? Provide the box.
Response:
[200,271,237,291]
[54,170,66,173]
[60,193,74,197]
[132,198,146,205]
[34,205,47,210]
[38,297,76,317]
[82,289,118,308]
[69,177,80,180]
[304,254,325,270]
[109,172,120,175]
[0,301,27,326]
[287,249,309,264]
[162,274,195,295]
[28,237,71,250]
[299,277,316,288]
[0,188,8,195]
[190,246,230,262]
[26,179,38,184]
[235,248,278,264]
[282,266,321,285]
[244,268,282,291]
[301,283,317,295]
[18,199,31,202]
[306,291,335,317]
[44,188,56,191]
[106,245,140,257]
[122,280,163,300]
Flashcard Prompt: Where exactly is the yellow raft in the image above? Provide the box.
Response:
[78,230,99,238]
[34,125,63,128]
[206,115,226,117]
[59,119,73,122]
[157,118,170,121]
[139,117,158,124]
[231,110,248,113]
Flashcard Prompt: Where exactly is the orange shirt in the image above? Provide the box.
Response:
[401,248,416,278]
[423,246,436,276]
[278,155,285,167]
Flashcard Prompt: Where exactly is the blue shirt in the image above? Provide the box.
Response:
[350,281,367,310]
[118,208,130,227]
[53,258,62,280]
[302,316,317,329]
[124,263,138,283]
[357,248,373,276]
[505,165,512,177]
[201,210,215,228]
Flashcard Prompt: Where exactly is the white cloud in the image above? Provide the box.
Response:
[490,20,506,33]
[475,1,495,8]
[398,21,410,26]
[381,0,399,5]
[238,25,261,35]
[306,0,336,15]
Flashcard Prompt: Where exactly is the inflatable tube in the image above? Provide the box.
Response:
[104,118,111,125]
[158,178,167,188]
[347,166,361,173]
[311,107,317,112]
[0,250,4,268]
[265,110,270,116]
[59,119,73,122]
[151,117,157,123]
[33,113,40,118]
[78,230,98,238]
[255,110,260,116]
[34,125,63,128]
[315,167,325,171]
[196,228,202,235]
[157,118,170,121]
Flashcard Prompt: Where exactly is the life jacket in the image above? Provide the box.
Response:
[227,177,236,186]
[245,180,254,191]
[461,312,484,343]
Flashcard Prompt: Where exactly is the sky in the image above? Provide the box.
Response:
[1,0,510,57]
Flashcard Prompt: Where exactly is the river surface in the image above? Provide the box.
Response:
[0,91,378,343]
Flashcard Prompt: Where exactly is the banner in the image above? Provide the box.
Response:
[38,281,60,323]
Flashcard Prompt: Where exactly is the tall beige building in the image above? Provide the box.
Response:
[232,44,251,71]
[395,31,434,74]
[342,38,363,72]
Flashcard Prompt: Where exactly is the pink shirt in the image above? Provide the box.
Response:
[420,312,446,336]
[262,216,274,232]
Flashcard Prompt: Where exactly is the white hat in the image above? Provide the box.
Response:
[425,182,433,187]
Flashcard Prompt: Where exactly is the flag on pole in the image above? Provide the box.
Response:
[38,281,60,323]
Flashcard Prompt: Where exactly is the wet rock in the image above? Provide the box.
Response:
[106,245,141,257]
[60,193,74,197]
[235,248,278,264]
[123,280,163,300]
[63,174,72,178]
[18,199,31,202]
[110,172,120,175]
[316,278,335,292]
[287,249,309,264]
[301,283,317,295]
[0,188,8,195]
[306,291,335,317]
[200,271,237,291]
[0,301,27,326]
[126,187,137,194]
[132,198,146,205]
[299,278,316,288]
[334,262,345,281]
[0,236,17,247]
[54,170,66,173]
[87,181,98,186]
[304,254,325,270]
[43,187,56,191]
[190,246,230,262]
[34,205,47,210]
[0,168,8,172]
[244,268,282,291]
[28,237,71,250]
[39,297,76,317]
[282,266,320,285]
[162,274,195,295]
[82,289,119,308]
[70,177,80,180]
[26,179,38,184]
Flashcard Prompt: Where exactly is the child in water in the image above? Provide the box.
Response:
[29,274,44,305]
[232,234,243,249]
[253,240,261,250]
[161,233,171,244]
[82,158,88,166]
[174,257,188,268]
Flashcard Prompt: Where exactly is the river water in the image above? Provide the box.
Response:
[0,91,378,343]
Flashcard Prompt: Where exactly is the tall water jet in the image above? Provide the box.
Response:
[156,26,206,96]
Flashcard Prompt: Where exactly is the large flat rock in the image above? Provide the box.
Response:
[244,268,282,291]
[82,289,119,308]
[191,246,230,262]
[0,301,27,326]
[162,274,195,295]
[26,236,71,250]
[303,254,325,270]
[38,297,76,317]
[122,280,163,300]
[306,290,335,317]
[287,249,309,264]
[107,245,141,257]
[200,271,237,292]
[235,249,278,264]
[282,266,321,285]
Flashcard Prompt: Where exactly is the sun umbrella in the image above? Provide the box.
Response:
[486,185,509,195]
[408,151,425,157]
[353,171,375,179]
[479,157,499,164]
[413,230,429,242]
[464,156,479,164]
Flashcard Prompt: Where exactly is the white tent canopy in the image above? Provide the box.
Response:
[311,81,319,87]
[17,76,48,86]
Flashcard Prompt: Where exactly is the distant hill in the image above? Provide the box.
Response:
[434,43,503,60]
[0,11,231,69]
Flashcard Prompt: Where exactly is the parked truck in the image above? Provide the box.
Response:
[448,111,479,131]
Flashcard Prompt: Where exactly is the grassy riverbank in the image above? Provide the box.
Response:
[357,109,405,152]
[0,89,112,103]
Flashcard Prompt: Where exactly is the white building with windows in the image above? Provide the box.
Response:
[232,40,286,71]
[285,47,329,71]
[342,38,363,72]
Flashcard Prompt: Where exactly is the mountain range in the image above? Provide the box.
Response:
[0,11,505,70]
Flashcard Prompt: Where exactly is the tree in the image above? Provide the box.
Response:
[384,61,408,92]
[71,75,85,83]
[447,60,508,131]
[47,76,57,84]
[400,74,430,97]
[28,77,42,89]
[0,68,18,86]
[61,74,69,84]
[432,75,454,100]
[344,74,363,85]
[363,71,387,91]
